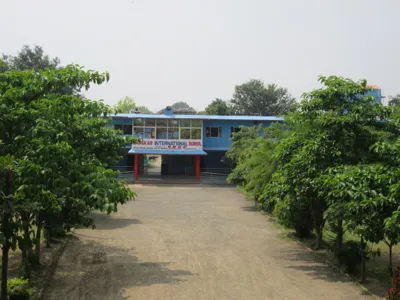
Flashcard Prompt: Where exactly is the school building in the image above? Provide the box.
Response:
[111,86,383,182]
[111,107,282,182]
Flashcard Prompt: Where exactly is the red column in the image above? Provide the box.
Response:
[134,154,139,181]
[195,155,200,181]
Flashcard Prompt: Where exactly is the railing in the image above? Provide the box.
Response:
[110,166,134,180]
[200,168,232,177]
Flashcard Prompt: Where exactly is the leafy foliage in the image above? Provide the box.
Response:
[113,96,152,114]
[230,79,295,116]
[227,75,400,284]
[1,45,60,72]
[0,65,136,293]
[389,94,400,106]
[202,98,232,115]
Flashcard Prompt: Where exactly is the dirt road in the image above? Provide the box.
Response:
[43,185,373,300]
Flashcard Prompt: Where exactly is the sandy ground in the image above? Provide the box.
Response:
[43,185,374,300]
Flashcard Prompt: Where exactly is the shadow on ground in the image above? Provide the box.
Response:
[241,206,259,212]
[90,212,142,230]
[43,235,193,300]
[275,248,387,297]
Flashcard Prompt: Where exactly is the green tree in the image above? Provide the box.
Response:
[264,76,399,252]
[0,65,135,297]
[1,45,60,72]
[227,123,286,202]
[389,94,400,106]
[230,80,295,116]
[203,98,231,115]
[322,163,399,281]
[113,96,152,114]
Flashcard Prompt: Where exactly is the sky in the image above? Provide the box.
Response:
[1,0,399,111]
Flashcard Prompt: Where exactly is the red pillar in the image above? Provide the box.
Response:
[134,154,139,181]
[195,155,200,181]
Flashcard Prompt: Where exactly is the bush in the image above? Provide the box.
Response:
[274,198,313,238]
[6,278,33,300]
[388,266,400,300]
[333,241,361,275]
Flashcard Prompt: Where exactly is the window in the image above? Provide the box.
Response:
[168,128,179,139]
[133,118,144,126]
[156,128,168,139]
[191,128,201,139]
[144,127,156,139]
[230,127,240,137]
[130,118,202,140]
[114,124,132,135]
[133,127,144,138]
[145,119,156,126]
[180,128,191,139]
[206,127,222,138]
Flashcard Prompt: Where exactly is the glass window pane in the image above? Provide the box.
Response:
[180,128,191,139]
[145,119,156,126]
[168,119,179,127]
[209,127,220,137]
[144,127,156,139]
[191,128,201,139]
[156,127,168,139]
[168,128,179,139]
[123,125,132,135]
[191,120,202,127]
[179,120,191,127]
[133,127,144,138]
[114,124,123,131]
[156,119,168,127]
[133,118,144,126]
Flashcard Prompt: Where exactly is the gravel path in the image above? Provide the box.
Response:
[43,185,374,300]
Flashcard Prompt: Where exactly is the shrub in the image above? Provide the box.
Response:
[388,266,400,300]
[6,278,33,300]
[333,241,361,275]
[273,198,313,238]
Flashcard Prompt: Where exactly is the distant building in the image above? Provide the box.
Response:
[111,87,382,182]
[365,85,382,104]
[111,107,282,182]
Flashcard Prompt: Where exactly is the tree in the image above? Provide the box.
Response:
[227,123,286,202]
[0,65,135,297]
[172,102,196,114]
[113,96,152,114]
[203,98,231,115]
[230,79,295,116]
[264,76,400,251]
[389,94,400,106]
[0,45,82,96]
[1,45,60,72]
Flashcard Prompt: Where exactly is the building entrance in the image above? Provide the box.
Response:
[131,153,202,183]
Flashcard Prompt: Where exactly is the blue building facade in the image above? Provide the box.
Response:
[111,108,282,181]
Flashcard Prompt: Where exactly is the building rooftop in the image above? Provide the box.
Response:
[111,113,284,121]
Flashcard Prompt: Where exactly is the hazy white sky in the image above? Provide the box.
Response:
[1,0,399,111]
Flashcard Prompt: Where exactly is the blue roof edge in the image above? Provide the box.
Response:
[108,113,284,121]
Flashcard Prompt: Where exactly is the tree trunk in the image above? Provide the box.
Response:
[315,226,323,250]
[20,221,32,279]
[360,239,366,283]
[389,243,393,277]
[45,222,51,248]
[33,220,42,265]
[336,219,343,249]
[1,169,12,300]
[310,198,325,250]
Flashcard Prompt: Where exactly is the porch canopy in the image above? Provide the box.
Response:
[128,149,207,156]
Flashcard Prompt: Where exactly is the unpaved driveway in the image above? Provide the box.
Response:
[43,185,373,300]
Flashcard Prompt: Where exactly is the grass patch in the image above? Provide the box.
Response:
[289,227,394,298]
